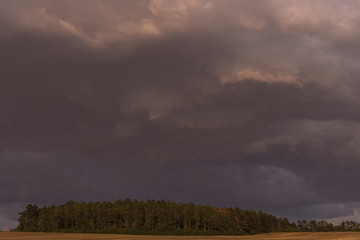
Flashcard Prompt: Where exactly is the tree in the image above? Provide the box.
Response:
[17,204,40,231]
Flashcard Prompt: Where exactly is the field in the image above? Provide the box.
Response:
[2,232,360,240]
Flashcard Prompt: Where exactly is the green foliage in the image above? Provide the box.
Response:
[16,204,40,232]
[16,199,347,235]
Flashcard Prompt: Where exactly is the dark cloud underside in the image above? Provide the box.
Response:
[2,0,360,227]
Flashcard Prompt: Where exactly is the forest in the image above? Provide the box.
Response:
[14,199,360,235]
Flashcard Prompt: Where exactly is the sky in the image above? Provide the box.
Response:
[2,0,360,228]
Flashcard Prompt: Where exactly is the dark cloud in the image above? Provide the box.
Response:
[2,0,360,228]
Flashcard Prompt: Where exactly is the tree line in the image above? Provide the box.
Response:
[14,199,360,235]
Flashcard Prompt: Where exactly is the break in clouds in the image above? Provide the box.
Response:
[2,0,360,227]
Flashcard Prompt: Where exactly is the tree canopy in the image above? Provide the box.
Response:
[14,199,359,235]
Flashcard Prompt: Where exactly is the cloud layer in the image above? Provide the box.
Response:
[2,0,360,227]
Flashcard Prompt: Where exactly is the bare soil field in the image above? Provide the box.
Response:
[1,232,360,240]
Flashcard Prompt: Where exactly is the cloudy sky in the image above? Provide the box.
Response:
[2,0,360,228]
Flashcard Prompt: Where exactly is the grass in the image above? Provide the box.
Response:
[2,232,360,240]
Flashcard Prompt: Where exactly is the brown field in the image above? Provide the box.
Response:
[1,232,360,240]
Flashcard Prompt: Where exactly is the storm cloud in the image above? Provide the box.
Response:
[2,0,360,228]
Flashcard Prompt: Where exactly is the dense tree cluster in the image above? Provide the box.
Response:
[296,220,360,232]
[296,220,335,232]
[15,199,360,235]
[15,199,296,234]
